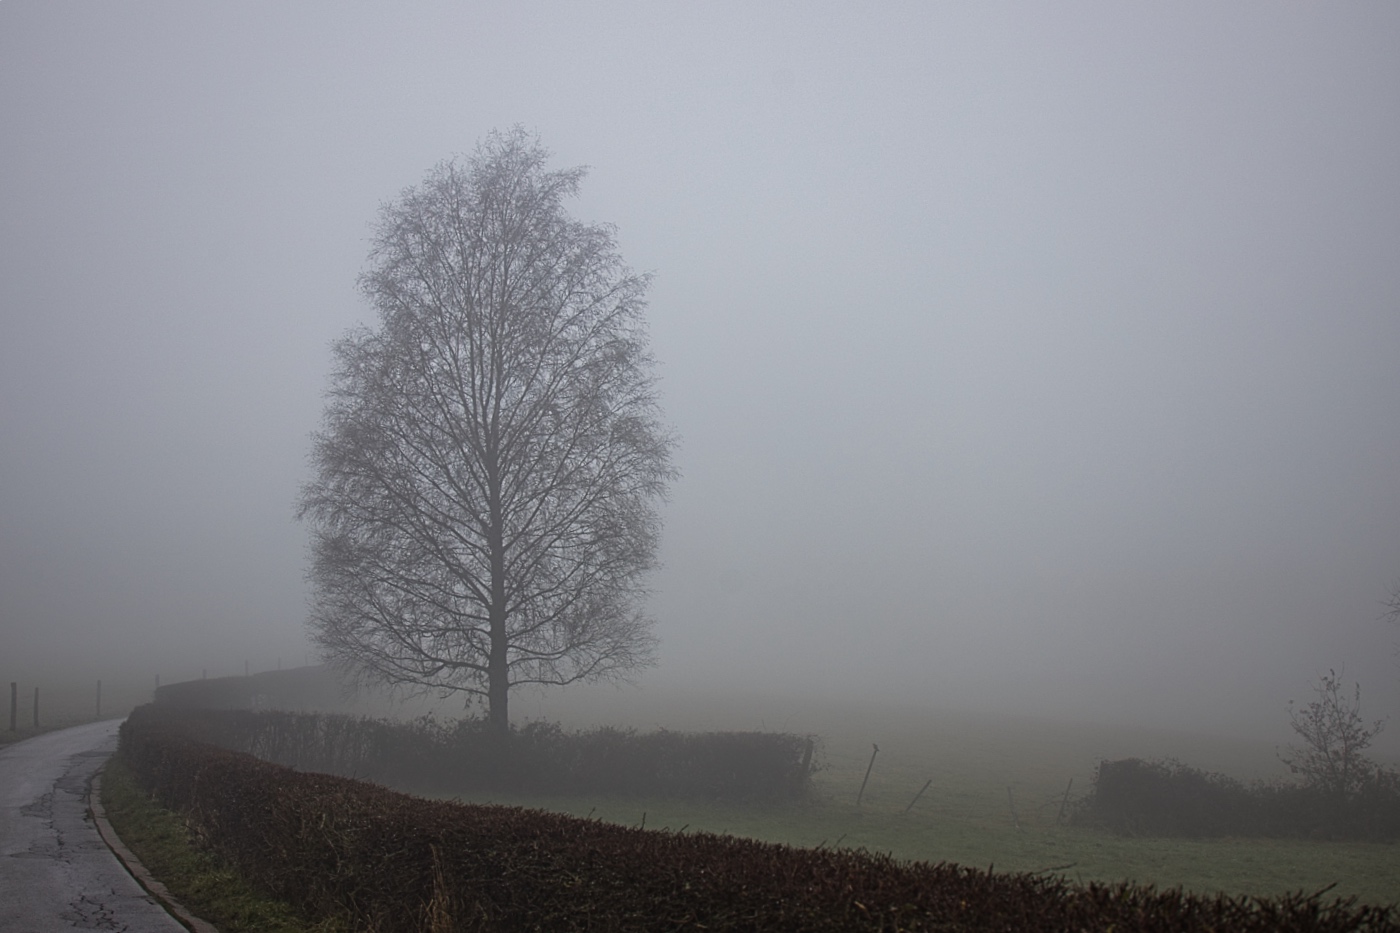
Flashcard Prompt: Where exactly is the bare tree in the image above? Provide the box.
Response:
[298,129,675,734]
[1279,669,1385,800]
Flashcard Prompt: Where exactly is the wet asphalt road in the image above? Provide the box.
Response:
[0,720,186,932]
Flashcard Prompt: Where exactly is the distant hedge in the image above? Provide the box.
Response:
[128,704,816,801]
[118,712,1400,933]
[1073,758,1400,841]
[153,665,347,712]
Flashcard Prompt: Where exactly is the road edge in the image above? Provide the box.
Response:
[88,764,222,933]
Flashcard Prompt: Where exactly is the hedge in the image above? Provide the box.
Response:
[1073,758,1400,841]
[132,705,814,801]
[118,707,1399,933]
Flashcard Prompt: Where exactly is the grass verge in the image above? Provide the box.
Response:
[100,753,347,933]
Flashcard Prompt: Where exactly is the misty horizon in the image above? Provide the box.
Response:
[3,3,1399,754]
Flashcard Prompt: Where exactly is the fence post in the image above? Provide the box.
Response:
[1056,777,1074,825]
[905,778,933,813]
[857,743,879,806]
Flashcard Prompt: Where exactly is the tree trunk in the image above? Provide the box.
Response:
[487,603,509,736]
[487,456,510,737]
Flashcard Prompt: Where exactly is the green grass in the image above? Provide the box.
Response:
[438,694,1400,908]
[100,754,347,933]
[443,783,1400,907]
[103,686,1400,914]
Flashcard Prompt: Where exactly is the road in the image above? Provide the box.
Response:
[0,720,186,932]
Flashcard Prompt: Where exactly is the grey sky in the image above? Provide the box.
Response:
[3,2,1399,743]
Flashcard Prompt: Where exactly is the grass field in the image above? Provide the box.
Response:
[76,678,1400,910]
[443,685,1400,907]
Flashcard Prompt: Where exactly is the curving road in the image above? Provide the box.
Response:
[0,720,186,932]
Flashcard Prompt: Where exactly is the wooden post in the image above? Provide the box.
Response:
[905,778,933,813]
[96,679,102,719]
[33,686,38,729]
[9,682,15,731]
[856,743,879,806]
[1056,777,1074,825]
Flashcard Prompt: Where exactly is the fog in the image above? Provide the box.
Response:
[3,3,1399,753]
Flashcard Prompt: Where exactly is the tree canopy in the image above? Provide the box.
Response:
[299,129,675,732]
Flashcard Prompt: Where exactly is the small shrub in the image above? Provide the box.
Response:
[1071,758,1257,837]
[1281,670,1386,802]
